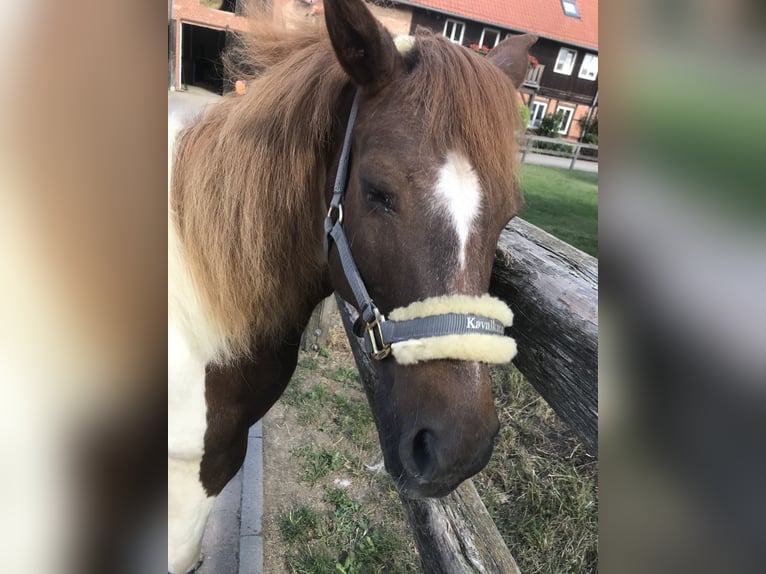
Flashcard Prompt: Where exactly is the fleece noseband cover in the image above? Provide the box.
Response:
[367,294,517,366]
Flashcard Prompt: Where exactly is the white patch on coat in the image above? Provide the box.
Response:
[168,308,216,573]
[168,458,215,574]
[432,151,482,268]
[168,111,229,573]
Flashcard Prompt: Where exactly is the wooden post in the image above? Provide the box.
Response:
[335,295,521,574]
[169,19,177,90]
[521,135,532,163]
[300,297,334,352]
[175,20,183,91]
[569,143,581,170]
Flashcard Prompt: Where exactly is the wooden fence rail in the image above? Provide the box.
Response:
[518,134,599,170]
[492,218,598,454]
[331,216,598,572]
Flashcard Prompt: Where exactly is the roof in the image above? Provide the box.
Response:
[397,0,598,51]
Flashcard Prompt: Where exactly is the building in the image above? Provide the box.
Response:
[168,1,598,141]
[392,0,598,141]
[169,1,263,93]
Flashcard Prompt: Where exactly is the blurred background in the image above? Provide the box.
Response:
[0,0,763,572]
[600,0,766,572]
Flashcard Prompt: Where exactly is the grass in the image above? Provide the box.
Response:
[517,164,598,257]
[278,326,598,574]
[473,367,599,574]
[275,340,420,573]
[292,446,347,484]
[278,487,417,574]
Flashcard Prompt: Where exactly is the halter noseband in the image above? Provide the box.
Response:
[324,90,517,365]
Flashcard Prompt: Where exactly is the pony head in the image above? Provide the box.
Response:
[324,0,534,498]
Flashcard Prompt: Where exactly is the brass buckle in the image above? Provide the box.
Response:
[327,203,343,224]
[366,308,390,360]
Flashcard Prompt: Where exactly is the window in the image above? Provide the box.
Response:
[556,105,575,135]
[561,0,580,18]
[529,101,548,129]
[443,19,465,44]
[479,28,501,49]
[554,47,578,75]
[579,53,598,80]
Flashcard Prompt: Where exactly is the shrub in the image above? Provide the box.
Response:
[518,105,530,130]
[579,115,598,157]
[537,110,565,138]
[533,111,573,154]
[579,115,598,139]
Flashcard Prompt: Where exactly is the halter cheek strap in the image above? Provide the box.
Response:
[324,90,517,365]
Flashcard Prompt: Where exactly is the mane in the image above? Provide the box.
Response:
[171,20,346,359]
[170,16,522,360]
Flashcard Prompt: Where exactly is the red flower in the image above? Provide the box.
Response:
[469,43,490,55]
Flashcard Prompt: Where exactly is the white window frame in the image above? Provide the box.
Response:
[556,105,576,135]
[529,101,548,129]
[479,27,501,49]
[443,19,465,45]
[561,0,580,18]
[578,53,598,80]
[554,47,578,75]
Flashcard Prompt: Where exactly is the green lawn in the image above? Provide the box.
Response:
[517,164,599,257]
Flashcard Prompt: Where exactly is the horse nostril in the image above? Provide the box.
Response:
[411,429,437,482]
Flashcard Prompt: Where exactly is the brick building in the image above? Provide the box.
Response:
[393,0,599,141]
[168,1,598,142]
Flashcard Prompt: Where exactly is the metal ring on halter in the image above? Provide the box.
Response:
[327,203,343,224]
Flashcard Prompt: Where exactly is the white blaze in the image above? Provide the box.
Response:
[433,151,482,268]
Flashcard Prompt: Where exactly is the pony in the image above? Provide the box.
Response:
[168,1,535,571]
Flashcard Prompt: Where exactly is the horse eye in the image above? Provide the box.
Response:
[361,180,394,212]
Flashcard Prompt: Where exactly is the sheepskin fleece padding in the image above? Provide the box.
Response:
[387,295,516,365]
[391,334,517,366]
[389,294,514,326]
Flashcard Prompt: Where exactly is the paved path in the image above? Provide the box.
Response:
[196,421,264,574]
[168,86,221,124]
[520,150,599,173]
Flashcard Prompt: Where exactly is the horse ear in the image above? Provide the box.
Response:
[324,0,401,92]
[487,34,538,89]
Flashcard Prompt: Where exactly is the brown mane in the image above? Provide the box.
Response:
[170,17,522,360]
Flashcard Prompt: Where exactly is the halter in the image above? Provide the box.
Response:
[324,90,517,365]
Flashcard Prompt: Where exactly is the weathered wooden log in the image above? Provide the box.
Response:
[335,295,520,574]
[491,217,598,454]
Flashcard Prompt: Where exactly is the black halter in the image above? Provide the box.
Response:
[324,90,508,361]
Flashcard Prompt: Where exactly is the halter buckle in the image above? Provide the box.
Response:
[366,307,390,360]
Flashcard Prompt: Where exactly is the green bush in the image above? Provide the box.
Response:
[532,111,574,154]
[537,110,565,138]
[579,115,598,157]
[579,115,598,139]
[518,104,530,130]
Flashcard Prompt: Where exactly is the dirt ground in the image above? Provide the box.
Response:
[261,301,420,573]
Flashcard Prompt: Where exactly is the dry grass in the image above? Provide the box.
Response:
[265,304,598,573]
[473,366,599,573]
